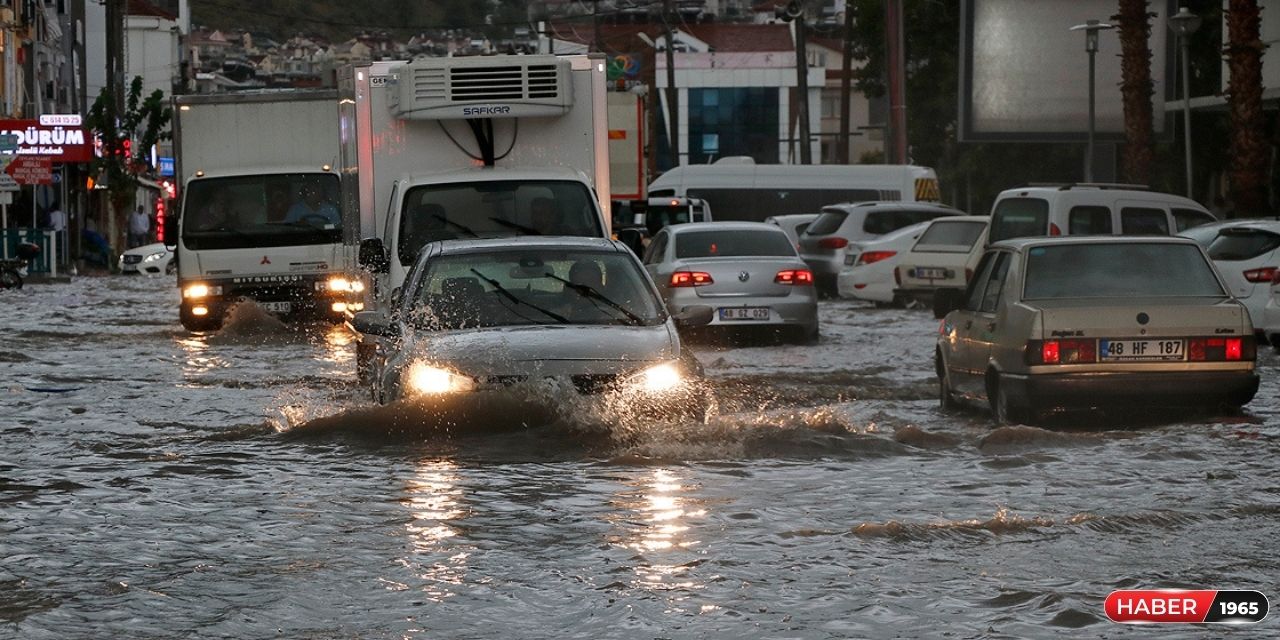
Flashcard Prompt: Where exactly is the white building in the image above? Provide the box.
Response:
[86,0,189,101]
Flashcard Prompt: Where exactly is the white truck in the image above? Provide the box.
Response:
[338,54,611,376]
[170,90,346,331]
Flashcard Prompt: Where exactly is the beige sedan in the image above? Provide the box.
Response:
[934,236,1259,423]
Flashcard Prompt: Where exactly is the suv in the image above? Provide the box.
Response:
[799,201,963,296]
[988,184,1216,244]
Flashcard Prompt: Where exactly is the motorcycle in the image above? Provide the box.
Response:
[0,243,41,290]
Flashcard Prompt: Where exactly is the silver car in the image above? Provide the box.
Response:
[935,236,1259,424]
[642,222,819,343]
[354,237,713,420]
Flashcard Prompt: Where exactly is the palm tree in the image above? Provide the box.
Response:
[1114,0,1155,185]
[1225,0,1268,216]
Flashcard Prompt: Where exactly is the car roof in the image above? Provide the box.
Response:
[822,201,962,213]
[666,221,788,234]
[430,236,623,255]
[1212,219,1280,233]
[925,215,990,224]
[988,235,1201,252]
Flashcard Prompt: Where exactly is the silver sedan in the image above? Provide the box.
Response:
[641,222,819,343]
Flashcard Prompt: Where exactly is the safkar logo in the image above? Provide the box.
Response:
[260,256,271,265]
[462,105,512,117]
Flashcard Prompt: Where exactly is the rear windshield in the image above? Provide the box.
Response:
[915,220,986,251]
[805,211,848,236]
[863,209,953,235]
[675,229,796,258]
[989,197,1049,242]
[1023,243,1225,299]
[1207,228,1280,261]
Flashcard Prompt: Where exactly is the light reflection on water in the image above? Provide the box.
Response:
[400,459,469,603]
[616,468,709,593]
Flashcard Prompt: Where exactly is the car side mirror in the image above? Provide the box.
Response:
[351,310,397,337]
[673,305,714,328]
[358,238,389,274]
[933,289,964,320]
[617,228,646,256]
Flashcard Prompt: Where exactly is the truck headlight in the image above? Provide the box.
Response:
[626,362,684,393]
[183,283,223,299]
[325,276,352,292]
[406,362,476,395]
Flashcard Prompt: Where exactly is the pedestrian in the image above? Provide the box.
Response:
[128,205,150,248]
[46,201,67,265]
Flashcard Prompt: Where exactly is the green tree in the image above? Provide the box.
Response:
[1114,0,1156,184]
[84,77,173,258]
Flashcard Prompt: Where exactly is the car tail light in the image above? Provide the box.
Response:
[670,271,714,287]
[1188,336,1254,361]
[775,269,814,285]
[1049,223,1062,236]
[1027,339,1097,365]
[819,237,849,250]
[1272,269,1280,285]
[855,250,896,266]
[1243,267,1278,283]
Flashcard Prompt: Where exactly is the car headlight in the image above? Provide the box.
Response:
[182,283,223,299]
[627,362,684,393]
[143,251,167,262]
[406,362,476,395]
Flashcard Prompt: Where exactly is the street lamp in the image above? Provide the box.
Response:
[1070,19,1115,183]
[1169,6,1203,198]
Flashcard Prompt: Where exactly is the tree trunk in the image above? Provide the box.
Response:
[1114,0,1155,185]
[1225,0,1268,216]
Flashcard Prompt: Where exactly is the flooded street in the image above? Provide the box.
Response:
[3,275,1279,638]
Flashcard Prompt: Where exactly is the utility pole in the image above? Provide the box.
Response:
[778,1,811,164]
[884,0,907,164]
[663,0,679,168]
[593,0,602,54]
[838,0,854,164]
[105,0,125,113]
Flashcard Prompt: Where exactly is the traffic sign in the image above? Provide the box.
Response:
[5,155,53,185]
[0,174,19,191]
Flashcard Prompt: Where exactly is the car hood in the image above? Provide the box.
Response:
[400,323,680,376]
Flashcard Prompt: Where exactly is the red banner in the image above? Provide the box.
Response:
[0,119,94,163]
[5,156,54,185]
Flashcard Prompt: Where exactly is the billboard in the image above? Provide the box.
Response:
[0,119,94,162]
[960,0,1170,141]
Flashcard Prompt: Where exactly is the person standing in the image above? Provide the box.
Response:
[129,205,150,248]
[46,201,66,264]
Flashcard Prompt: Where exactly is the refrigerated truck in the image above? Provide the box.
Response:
[171,90,347,331]
[338,53,611,379]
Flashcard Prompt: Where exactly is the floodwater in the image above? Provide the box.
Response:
[2,275,1278,639]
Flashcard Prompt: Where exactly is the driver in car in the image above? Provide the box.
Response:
[284,183,340,225]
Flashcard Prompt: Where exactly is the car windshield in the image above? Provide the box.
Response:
[804,210,847,236]
[408,249,665,329]
[181,173,340,250]
[397,180,603,265]
[915,220,987,251]
[1023,243,1226,299]
[989,197,1049,242]
[675,229,796,258]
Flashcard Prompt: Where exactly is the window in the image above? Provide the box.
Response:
[686,188,883,222]
[1023,243,1225,299]
[1206,228,1280,261]
[980,253,1011,313]
[1120,207,1170,235]
[1173,208,1216,232]
[915,220,987,251]
[685,87,780,166]
[643,232,668,264]
[806,210,849,236]
[182,173,341,251]
[675,229,796,258]
[964,252,998,312]
[864,209,953,235]
[1068,206,1112,235]
[989,198,1049,242]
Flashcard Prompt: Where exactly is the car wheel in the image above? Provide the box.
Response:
[937,355,958,411]
[989,376,1029,425]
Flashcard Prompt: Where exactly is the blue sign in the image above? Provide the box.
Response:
[158,157,175,177]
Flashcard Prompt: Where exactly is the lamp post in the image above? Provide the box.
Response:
[1169,7,1202,198]
[1070,19,1114,183]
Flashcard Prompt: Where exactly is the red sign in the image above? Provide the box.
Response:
[0,119,94,163]
[1104,590,1269,624]
[608,129,627,140]
[5,156,54,185]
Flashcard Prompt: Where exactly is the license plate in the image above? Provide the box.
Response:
[719,307,770,321]
[260,301,292,314]
[1099,338,1184,361]
[914,267,948,279]
[844,254,856,266]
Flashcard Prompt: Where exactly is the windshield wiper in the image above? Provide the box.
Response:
[436,215,479,238]
[191,225,254,239]
[469,269,569,324]
[544,272,645,326]
[489,217,541,235]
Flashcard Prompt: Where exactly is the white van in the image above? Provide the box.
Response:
[988,184,1216,243]
[647,157,941,222]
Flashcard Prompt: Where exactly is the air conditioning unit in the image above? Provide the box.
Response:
[389,55,574,121]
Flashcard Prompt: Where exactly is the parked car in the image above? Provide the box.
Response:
[764,213,819,249]
[643,222,819,343]
[354,237,713,421]
[1195,221,1280,333]
[935,236,1258,424]
[835,221,932,304]
[1178,219,1256,248]
[118,242,175,275]
[988,184,1216,244]
[799,202,962,296]
[894,216,990,303]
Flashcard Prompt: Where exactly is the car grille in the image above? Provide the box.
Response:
[478,374,620,395]
[123,255,143,264]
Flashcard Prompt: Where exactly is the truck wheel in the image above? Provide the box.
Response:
[180,307,223,332]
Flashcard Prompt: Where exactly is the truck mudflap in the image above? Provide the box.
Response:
[178,273,351,331]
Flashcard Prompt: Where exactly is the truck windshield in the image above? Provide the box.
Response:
[182,173,340,250]
[398,180,604,265]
